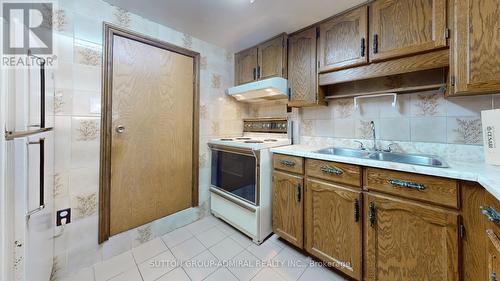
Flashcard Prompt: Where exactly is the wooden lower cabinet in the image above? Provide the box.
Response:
[305,178,362,280]
[272,170,304,248]
[364,193,459,281]
[487,230,500,281]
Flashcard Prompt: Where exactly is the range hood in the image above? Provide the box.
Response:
[227,77,288,103]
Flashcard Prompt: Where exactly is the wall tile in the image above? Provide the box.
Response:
[410,117,447,143]
[73,65,101,92]
[70,117,100,169]
[409,90,446,117]
[54,116,72,172]
[447,117,483,145]
[332,119,355,138]
[314,120,334,137]
[355,119,379,140]
[73,13,103,44]
[72,90,101,116]
[332,98,354,119]
[54,89,73,115]
[445,95,493,117]
[494,95,500,109]
[379,94,410,118]
[379,118,411,142]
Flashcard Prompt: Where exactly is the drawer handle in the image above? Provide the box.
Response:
[280,160,296,167]
[481,206,500,224]
[354,199,360,223]
[320,166,343,175]
[388,179,426,191]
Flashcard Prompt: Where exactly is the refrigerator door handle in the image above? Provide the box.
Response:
[26,138,45,218]
[28,50,46,129]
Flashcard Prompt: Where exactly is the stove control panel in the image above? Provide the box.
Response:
[243,118,288,133]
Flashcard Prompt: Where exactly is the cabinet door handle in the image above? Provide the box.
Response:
[253,67,257,80]
[320,166,343,175]
[280,160,296,167]
[26,138,45,219]
[481,206,500,223]
[295,183,301,202]
[373,34,379,54]
[257,66,261,79]
[360,38,366,57]
[354,199,360,222]
[388,179,426,191]
[369,202,375,227]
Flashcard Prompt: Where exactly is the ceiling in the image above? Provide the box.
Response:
[103,0,367,51]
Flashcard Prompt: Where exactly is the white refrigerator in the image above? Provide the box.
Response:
[3,54,55,281]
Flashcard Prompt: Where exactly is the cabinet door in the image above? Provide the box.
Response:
[364,193,459,281]
[272,171,304,248]
[319,6,368,72]
[453,0,500,94]
[487,230,500,281]
[305,178,362,280]
[258,34,286,80]
[370,0,447,62]
[288,27,319,106]
[235,47,258,85]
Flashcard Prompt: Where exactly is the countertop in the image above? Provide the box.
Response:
[270,145,500,201]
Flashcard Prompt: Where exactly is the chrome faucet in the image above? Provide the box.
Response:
[370,121,378,151]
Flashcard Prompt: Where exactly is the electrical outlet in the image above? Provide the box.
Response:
[56,208,71,226]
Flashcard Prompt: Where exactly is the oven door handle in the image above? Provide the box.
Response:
[208,144,257,158]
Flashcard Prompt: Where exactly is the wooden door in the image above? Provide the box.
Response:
[305,178,362,280]
[288,27,320,107]
[370,0,447,62]
[272,171,304,248]
[235,47,258,85]
[364,193,459,281]
[452,0,500,94]
[258,34,287,80]
[105,31,197,236]
[319,6,368,72]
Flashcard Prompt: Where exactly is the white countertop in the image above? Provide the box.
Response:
[271,145,500,201]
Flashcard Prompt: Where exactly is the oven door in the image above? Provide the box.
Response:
[209,144,260,206]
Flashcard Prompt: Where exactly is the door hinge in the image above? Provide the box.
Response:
[451,75,456,86]
[460,224,466,239]
[445,28,451,39]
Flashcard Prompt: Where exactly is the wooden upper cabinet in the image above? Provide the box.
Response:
[258,34,287,80]
[319,6,368,72]
[288,27,325,107]
[364,193,459,281]
[235,47,258,85]
[272,171,304,248]
[369,0,447,62]
[305,178,362,280]
[452,0,500,94]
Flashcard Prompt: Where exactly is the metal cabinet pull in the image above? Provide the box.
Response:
[280,159,296,167]
[492,272,497,281]
[360,38,366,57]
[257,66,261,79]
[388,179,426,191]
[373,34,379,54]
[115,125,126,134]
[481,206,500,223]
[253,67,257,80]
[369,202,375,227]
[320,166,343,175]
[26,138,45,218]
[28,50,46,129]
[295,183,301,202]
[354,199,360,222]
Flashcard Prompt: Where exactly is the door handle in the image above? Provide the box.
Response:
[115,125,126,134]
[295,183,301,202]
[360,38,366,57]
[369,202,375,227]
[28,50,46,129]
[373,34,379,54]
[26,138,45,218]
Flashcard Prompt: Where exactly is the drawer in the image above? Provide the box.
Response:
[273,154,304,174]
[306,159,362,187]
[364,168,459,208]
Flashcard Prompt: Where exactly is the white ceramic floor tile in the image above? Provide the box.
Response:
[227,250,263,281]
[267,234,287,250]
[132,238,168,264]
[94,251,136,281]
[108,266,142,281]
[215,221,240,236]
[155,267,191,281]
[138,250,177,281]
[247,239,283,261]
[209,237,244,261]
[182,250,220,281]
[161,227,193,249]
[185,217,218,235]
[251,268,287,281]
[195,226,226,248]
[59,267,94,281]
[204,267,238,281]
[170,237,206,261]
[272,247,310,281]
[298,265,346,281]
[229,231,254,249]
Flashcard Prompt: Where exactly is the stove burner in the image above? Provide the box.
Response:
[245,140,264,143]
[236,137,252,140]
[220,138,234,141]
[264,139,278,142]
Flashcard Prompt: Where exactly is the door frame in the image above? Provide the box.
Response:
[99,23,200,243]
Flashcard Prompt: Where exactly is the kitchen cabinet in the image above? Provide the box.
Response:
[318,6,368,72]
[369,0,448,62]
[487,229,500,281]
[234,34,287,86]
[305,178,362,280]
[272,170,304,248]
[451,0,500,95]
[235,47,258,85]
[364,193,459,281]
[287,27,325,107]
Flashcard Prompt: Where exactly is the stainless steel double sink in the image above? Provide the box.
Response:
[314,147,449,168]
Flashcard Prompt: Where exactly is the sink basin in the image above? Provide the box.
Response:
[314,147,449,168]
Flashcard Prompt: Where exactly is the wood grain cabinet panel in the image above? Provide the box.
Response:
[364,193,459,281]
[306,159,362,188]
[319,6,368,72]
[273,154,304,174]
[369,0,447,62]
[235,47,258,85]
[305,178,362,280]
[288,27,323,107]
[258,34,287,80]
[452,0,500,95]
[487,229,500,281]
[272,171,304,248]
